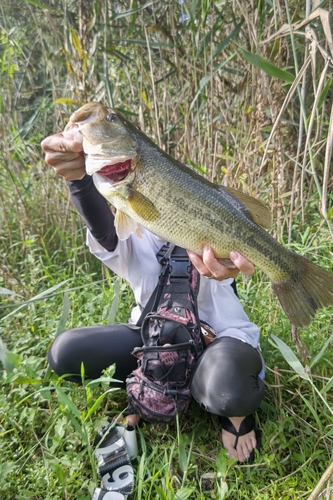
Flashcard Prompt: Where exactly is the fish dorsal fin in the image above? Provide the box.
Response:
[114,210,140,241]
[223,187,272,230]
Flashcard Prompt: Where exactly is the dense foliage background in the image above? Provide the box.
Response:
[1,1,333,499]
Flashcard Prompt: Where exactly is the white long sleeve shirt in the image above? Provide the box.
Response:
[86,227,261,349]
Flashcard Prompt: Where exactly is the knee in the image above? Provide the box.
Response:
[48,329,81,380]
[213,376,265,416]
[190,337,265,416]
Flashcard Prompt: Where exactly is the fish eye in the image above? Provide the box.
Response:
[106,113,118,123]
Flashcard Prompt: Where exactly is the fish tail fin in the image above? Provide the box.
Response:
[272,254,333,327]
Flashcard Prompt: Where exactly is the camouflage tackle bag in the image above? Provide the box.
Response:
[126,244,204,423]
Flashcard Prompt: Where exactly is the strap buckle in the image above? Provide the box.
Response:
[169,258,191,280]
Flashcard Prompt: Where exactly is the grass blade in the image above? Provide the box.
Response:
[321,375,333,395]
[310,331,333,369]
[137,452,146,500]
[270,334,310,380]
[56,292,70,335]
[212,20,244,59]
[0,280,71,322]
[108,279,120,324]
[0,287,21,296]
[240,48,295,82]
[297,390,323,432]
[0,337,16,372]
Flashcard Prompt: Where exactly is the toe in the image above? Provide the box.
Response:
[229,447,238,459]
[221,430,238,459]
[239,442,252,462]
[250,433,257,449]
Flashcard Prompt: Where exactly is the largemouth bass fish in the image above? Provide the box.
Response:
[65,102,333,327]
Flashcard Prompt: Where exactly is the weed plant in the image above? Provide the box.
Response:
[1,1,333,499]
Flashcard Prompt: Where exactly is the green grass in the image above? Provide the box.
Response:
[1,208,333,499]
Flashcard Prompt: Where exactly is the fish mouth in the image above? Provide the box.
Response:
[97,159,132,183]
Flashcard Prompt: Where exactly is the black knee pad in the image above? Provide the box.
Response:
[190,336,265,416]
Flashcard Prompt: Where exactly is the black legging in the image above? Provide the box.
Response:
[48,326,264,417]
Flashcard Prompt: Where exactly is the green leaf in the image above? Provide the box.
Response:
[55,97,80,106]
[137,452,146,500]
[80,361,86,383]
[85,390,118,419]
[22,0,51,8]
[113,38,174,49]
[197,10,223,59]
[108,279,120,324]
[105,47,133,63]
[318,77,333,110]
[189,54,235,111]
[56,293,70,335]
[154,485,168,500]
[1,279,71,322]
[0,287,19,296]
[297,391,323,432]
[111,2,156,20]
[191,423,207,440]
[310,331,333,368]
[55,387,81,418]
[314,0,329,8]
[178,434,188,472]
[0,462,16,481]
[321,375,333,395]
[6,376,41,384]
[0,337,16,373]
[18,106,42,138]
[270,334,310,380]
[212,20,244,59]
[70,28,84,59]
[175,488,196,500]
[240,48,295,83]
[327,206,333,220]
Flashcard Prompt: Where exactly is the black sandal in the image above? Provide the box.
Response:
[219,414,261,463]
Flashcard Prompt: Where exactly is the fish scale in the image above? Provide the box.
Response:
[65,102,333,327]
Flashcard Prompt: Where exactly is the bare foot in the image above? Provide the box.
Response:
[221,416,257,462]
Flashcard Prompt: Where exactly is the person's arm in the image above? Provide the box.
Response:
[68,175,118,251]
[41,132,118,251]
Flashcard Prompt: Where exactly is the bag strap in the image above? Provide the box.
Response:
[157,245,200,316]
[136,243,199,327]
[135,243,176,327]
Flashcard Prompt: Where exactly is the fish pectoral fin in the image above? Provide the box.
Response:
[224,187,272,230]
[126,187,160,222]
[115,210,140,241]
[135,224,144,239]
